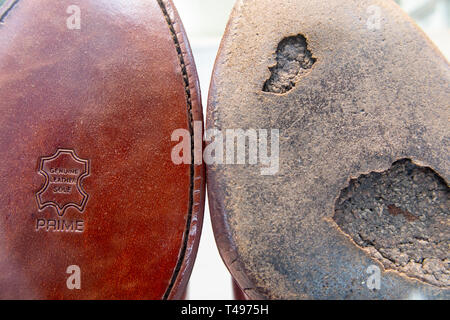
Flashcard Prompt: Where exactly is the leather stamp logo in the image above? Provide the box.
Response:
[36,149,90,217]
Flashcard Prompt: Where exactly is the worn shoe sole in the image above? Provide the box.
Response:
[0,0,204,299]
[207,0,449,299]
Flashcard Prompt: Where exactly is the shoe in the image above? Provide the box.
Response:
[207,0,449,299]
[0,0,204,299]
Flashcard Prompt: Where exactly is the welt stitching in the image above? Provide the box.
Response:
[157,0,196,301]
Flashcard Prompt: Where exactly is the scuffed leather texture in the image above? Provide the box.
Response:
[0,0,204,300]
[207,0,449,299]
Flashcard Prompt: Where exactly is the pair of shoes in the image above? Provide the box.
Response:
[0,0,448,300]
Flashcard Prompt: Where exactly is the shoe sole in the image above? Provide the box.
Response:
[0,0,204,299]
[207,0,449,299]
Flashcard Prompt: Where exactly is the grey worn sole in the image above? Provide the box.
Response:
[207,0,449,299]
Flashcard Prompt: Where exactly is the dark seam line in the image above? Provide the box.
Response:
[0,0,20,23]
[157,0,195,300]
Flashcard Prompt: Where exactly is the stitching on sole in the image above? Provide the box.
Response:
[157,0,196,301]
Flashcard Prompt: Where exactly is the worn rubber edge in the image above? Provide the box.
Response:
[206,0,270,300]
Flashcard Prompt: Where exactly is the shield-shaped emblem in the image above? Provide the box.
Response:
[36,149,90,216]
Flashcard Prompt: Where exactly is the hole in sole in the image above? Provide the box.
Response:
[334,159,449,287]
[263,34,316,94]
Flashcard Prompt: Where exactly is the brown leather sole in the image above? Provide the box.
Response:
[208,0,449,299]
[0,0,204,299]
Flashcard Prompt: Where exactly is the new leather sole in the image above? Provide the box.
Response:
[0,0,204,299]
[207,0,449,299]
